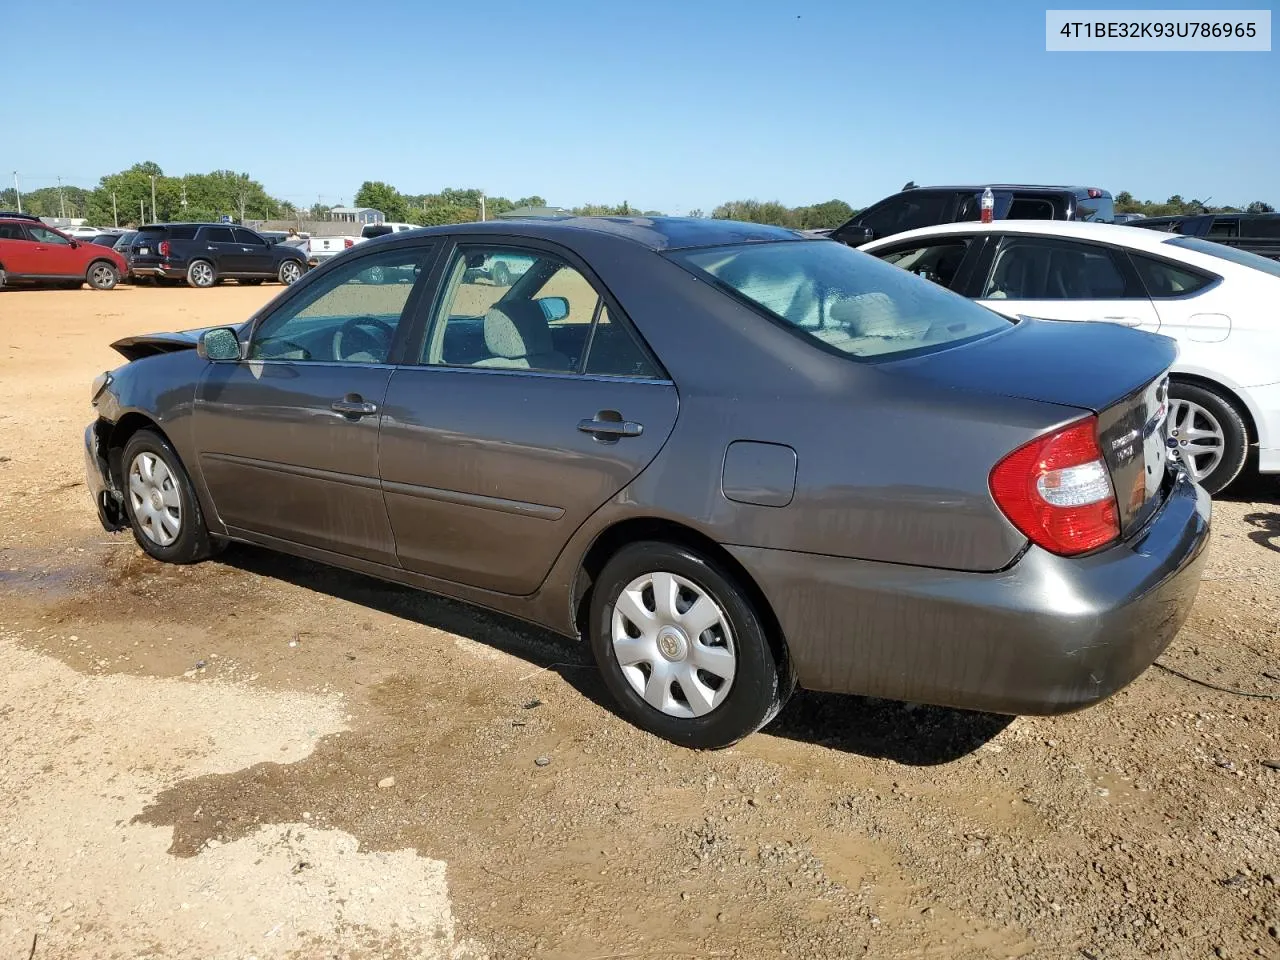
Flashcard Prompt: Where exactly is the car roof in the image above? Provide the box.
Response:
[388,216,806,252]
[906,184,1108,195]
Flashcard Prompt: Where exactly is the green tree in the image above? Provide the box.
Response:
[796,199,853,229]
[354,181,409,222]
[1246,200,1275,214]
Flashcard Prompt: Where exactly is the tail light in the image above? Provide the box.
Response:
[343,238,354,249]
[989,416,1119,556]
[158,240,171,257]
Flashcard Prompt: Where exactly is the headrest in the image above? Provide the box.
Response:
[483,300,553,359]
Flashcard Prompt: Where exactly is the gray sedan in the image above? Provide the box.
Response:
[84,217,1210,748]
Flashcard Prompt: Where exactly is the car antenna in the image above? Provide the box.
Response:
[902,180,917,190]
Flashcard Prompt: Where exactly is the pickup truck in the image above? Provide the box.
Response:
[305,221,419,267]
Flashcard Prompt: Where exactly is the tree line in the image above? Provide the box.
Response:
[1,162,1272,229]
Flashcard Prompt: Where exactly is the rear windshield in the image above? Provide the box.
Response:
[671,240,1011,360]
[362,224,392,239]
[1166,236,1280,280]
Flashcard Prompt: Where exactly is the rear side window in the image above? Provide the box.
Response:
[1241,218,1280,238]
[1128,254,1214,298]
[1208,219,1238,239]
[582,305,660,379]
[672,240,1010,361]
[159,226,198,240]
[1007,198,1056,220]
[0,223,26,240]
[981,237,1131,300]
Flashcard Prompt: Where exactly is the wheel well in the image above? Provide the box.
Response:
[1170,373,1257,443]
[105,413,165,485]
[572,517,791,675]
[86,257,117,274]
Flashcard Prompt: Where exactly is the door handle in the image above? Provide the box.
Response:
[331,397,378,418]
[578,412,643,439]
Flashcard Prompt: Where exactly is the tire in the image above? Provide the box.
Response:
[86,261,119,290]
[588,540,792,749]
[120,429,217,565]
[186,259,216,288]
[493,262,511,286]
[278,260,303,285]
[1167,380,1249,495]
[0,267,5,290]
[239,278,265,286]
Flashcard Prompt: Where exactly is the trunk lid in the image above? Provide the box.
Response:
[886,316,1175,536]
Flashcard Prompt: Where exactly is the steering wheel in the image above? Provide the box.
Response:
[333,316,395,362]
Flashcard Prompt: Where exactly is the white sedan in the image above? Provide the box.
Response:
[861,220,1280,495]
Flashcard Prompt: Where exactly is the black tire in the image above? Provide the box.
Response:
[278,259,303,285]
[1168,380,1249,496]
[239,278,265,286]
[588,540,792,749]
[86,260,118,290]
[186,259,216,288]
[120,429,218,565]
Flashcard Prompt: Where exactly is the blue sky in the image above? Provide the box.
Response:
[8,0,1277,211]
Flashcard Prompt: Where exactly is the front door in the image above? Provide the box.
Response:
[193,242,437,564]
[233,227,273,275]
[974,233,1161,332]
[26,224,83,277]
[379,240,678,595]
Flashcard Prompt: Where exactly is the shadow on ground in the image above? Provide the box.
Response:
[222,543,1007,765]
[1242,512,1280,553]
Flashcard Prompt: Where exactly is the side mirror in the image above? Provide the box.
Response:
[197,327,242,361]
[537,296,569,322]
[835,223,875,247]
[69,238,80,248]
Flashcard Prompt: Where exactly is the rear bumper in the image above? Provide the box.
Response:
[129,263,187,280]
[729,468,1211,715]
[84,423,126,532]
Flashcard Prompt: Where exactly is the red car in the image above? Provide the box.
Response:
[0,215,129,290]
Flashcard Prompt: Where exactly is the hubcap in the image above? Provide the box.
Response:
[282,262,300,283]
[1166,398,1225,483]
[92,265,114,287]
[611,571,735,719]
[128,452,182,547]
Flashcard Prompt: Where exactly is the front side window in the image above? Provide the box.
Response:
[249,247,432,363]
[859,194,950,239]
[672,240,1009,361]
[204,227,234,243]
[875,239,972,290]
[28,226,71,246]
[981,237,1129,300]
[423,247,597,373]
[234,228,266,246]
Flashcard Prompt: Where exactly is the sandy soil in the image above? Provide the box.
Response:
[1,284,1277,960]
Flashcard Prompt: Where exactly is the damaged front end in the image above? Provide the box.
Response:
[84,419,126,532]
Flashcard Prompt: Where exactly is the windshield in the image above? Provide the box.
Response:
[1165,236,1280,280]
[671,240,1011,360]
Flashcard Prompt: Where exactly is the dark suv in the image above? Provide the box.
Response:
[831,184,1115,247]
[127,223,307,287]
[1131,212,1280,261]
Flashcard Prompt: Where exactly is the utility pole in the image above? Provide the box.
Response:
[181,182,188,209]
[480,190,486,222]
[140,199,145,223]
[150,175,157,223]
[11,171,19,213]
[111,192,118,228]
[57,176,66,219]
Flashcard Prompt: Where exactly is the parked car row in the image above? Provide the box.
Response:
[0,214,309,291]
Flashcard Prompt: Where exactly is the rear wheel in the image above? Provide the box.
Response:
[187,259,216,288]
[86,261,119,290]
[278,260,303,285]
[1167,380,1248,495]
[588,541,792,749]
[120,429,218,564]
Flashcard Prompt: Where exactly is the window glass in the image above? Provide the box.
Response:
[204,227,234,243]
[234,228,266,246]
[1129,254,1214,298]
[1240,218,1280,239]
[167,226,198,240]
[423,247,596,373]
[0,223,26,240]
[858,194,950,239]
[1208,219,1238,239]
[876,239,972,289]
[583,305,659,378]
[1007,198,1055,220]
[249,247,431,363]
[28,226,71,246]
[671,240,1009,361]
[1167,236,1280,279]
[981,237,1129,300]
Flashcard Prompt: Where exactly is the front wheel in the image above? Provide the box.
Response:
[187,259,216,288]
[278,260,303,285]
[588,541,792,749]
[1167,381,1248,495]
[121,429,218,564]
[86,261,119,290]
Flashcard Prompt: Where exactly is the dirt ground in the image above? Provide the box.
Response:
[1,284,1277,960]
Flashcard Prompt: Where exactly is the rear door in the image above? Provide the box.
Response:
[233,227,274,274]
[0,221,38,274]
[973,233,1161,331]
[193,241,438,563]
[379,238,678,595]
